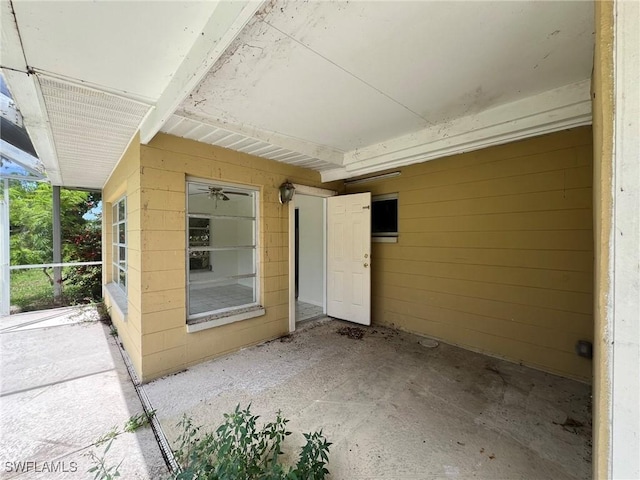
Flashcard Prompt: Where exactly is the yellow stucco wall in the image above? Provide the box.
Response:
[592,1,614,477]
[137,133,340,381]
[102,134,143,376]
[347,127,594,381]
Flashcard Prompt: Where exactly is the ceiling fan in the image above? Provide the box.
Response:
[193,186,250,208]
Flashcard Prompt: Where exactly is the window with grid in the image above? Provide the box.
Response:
[186,180,259,321]
[111,197,127,292]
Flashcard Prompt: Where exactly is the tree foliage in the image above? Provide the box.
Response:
[8,181,102,301]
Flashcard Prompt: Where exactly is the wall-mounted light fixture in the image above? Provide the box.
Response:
[279,180,296,204]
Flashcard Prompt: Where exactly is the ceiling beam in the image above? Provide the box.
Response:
[1,1,61,184]
[139,1,267,144]
[321,80,592,181]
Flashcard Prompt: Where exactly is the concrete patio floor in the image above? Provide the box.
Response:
[145,318,592,480]
[0,307,167,479]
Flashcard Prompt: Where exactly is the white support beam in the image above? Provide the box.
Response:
[1,1,60,185]
[329,80,592,181]
[610,1,640,477]
[0,139,46,178]
[139,1,267,144]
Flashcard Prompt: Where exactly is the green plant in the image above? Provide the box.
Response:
[86,410,155,479]
[94,426,120,447]
[87,438,122,480]
[173,404,331,480]
[124,410,156,433]
[97,302,112,325]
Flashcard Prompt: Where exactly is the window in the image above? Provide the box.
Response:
[186,180,260,323]
[372,193,398,242]
[111,197,127,292]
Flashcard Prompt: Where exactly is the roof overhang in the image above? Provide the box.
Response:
[0,0,595,188]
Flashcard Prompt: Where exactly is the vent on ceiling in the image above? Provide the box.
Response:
[38,76,151,188]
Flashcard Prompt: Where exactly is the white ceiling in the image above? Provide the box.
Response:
[11,1,219,102]
[1,0,594,188]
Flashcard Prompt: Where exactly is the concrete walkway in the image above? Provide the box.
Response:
[0,307,167,479]
[145,318,592,480]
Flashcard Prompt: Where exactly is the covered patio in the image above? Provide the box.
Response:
[145,318,592,479]
[0,308,591,479]
[1,1,638,477]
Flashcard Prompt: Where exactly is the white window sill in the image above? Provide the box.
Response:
[104,283,128,321]
[186,305,265,333]
[373,236,398,243]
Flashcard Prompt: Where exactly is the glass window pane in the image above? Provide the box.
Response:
[189,251,210,272]
[118,200,125,222]
[187,182,257,318]
[119,247,126,267]
[233,249,256,277]
[112,245,118,263]
[119,269,126,288]
[188,279,255,316]
[188,249,255,279]
[188,183,255,217]
[112,265,118,283]
[189,250,240,281]
[119,223,125,244]
[207,217,254,247]
[188,218,210,248]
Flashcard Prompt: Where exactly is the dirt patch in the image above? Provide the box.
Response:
[553,416,584,434]
[336,326,365,340]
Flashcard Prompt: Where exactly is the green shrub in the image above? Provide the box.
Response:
[173,405,331,480]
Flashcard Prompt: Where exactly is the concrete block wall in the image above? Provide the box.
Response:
[135,133,340,381]
[102,134,144,376]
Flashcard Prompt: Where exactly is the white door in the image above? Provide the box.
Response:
[326,193,371,325]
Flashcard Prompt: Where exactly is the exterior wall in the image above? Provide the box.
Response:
[102,134,143,376]
[592,1,614,477]
[138,133,340,381]
[347,127,594,381]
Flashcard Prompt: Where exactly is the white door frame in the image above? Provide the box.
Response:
[288,184,337,333]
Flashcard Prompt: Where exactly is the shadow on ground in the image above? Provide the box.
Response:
[0,306,167,479]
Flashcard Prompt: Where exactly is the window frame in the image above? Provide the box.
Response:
[371,193,399,243]
[185,177,262,327]
[111,196,127,293]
